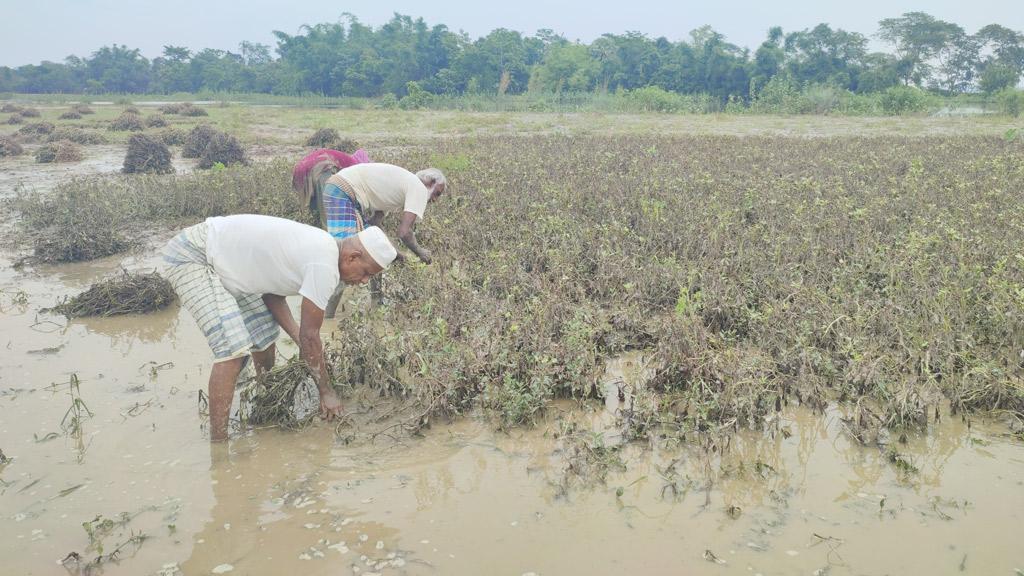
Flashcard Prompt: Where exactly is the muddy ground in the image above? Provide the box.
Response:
[1,106,1023,576]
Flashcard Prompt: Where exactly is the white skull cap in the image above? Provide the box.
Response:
[356,226,397,269]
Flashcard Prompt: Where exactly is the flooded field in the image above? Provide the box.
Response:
[3,114,1024,575]
[2,247,1023,575]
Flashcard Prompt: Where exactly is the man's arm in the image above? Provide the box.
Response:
[397,211,431,264]
[366,210,384,227]
[262,294,300,343]
[298,297,343,419]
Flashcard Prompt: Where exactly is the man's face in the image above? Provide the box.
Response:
[428,181,446,203]
[340,252,383,285]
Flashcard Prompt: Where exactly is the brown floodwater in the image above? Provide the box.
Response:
[2,233,1024,576]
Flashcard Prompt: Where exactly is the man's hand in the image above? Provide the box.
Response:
[417,248,433,264]
[318,387,343,419]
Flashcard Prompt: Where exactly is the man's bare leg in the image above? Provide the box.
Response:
[209,357,244,442]
[251,343,276,375]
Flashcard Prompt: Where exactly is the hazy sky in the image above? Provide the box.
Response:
[1,0,1021,67]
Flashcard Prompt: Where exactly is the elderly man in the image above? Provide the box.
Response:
[162,214,397,441]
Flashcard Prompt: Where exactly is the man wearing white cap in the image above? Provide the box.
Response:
[162,214,397,442]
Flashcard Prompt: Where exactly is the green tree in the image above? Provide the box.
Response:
[877,12,963,87]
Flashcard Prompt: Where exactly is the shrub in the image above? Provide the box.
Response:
[399,81,433,110]
[109,112,145,131]
[880,86,933,115]
[59,110,82,120]
[144,114,168,128]
[182,124,219,158]
[123,133,174,174]
[377,93,399,109]
[627,86,689,113]
[35,139,84,163]
[0,135,24,157]
[996,88,1023,118]
[198,132,248,169]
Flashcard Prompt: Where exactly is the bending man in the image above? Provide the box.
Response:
[162,214,397,442]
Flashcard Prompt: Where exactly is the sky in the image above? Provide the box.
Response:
[1,0,1022,67]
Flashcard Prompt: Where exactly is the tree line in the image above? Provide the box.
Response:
[2,12,1021,99]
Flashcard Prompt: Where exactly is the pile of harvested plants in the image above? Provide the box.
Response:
[123,133,174,174]
[239,356,320,429]
[49,271,175,317]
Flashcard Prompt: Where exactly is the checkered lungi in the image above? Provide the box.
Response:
[320,177,365,239]
[162,221,279,362]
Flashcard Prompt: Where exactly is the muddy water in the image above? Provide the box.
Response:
[2,250,1024,576]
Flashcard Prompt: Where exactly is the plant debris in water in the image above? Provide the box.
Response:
[240,356,319,430]
[49,271,175,318]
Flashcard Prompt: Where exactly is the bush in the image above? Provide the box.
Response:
[198,132,248,169]
[0,135,23,157]
[399,81,433,110]
[627,86,690,113]
[47,127,108,145]
[144,114,168,128]
[377,93,399,110]
[182,124,219,158]
[123,133,174,174]
[109,112,145,131]
[59,110,82,120]
[996,88,1023,118]
[880,86,933,115]
[35,139,84,163]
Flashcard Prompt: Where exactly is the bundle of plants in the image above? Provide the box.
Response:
[182,124,219,158]
[19,107,41,118]
[109,112,144,131]
[47,126,108,145]
[59,110,82,120]
[178,103,208,117]
[159,102,185,114]
[35,139,83,163]
[198,132,248,169]
[0,103,22,113]
[304,128,356,151]
[17,121,55,141]
[48,271,175,318]
[158,128,185,146]
[123,105,140,114]
[73,104,95,115]
[144,114,167,128]
[239,356,321,429]
[123,133,174,174]
[6,113,24,124]
[0,136,23,157]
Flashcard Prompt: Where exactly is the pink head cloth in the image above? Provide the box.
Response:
[291,148,372,194]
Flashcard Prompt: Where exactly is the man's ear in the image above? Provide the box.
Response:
[344,247,364,263]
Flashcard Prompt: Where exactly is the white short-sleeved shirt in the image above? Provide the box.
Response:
[205,215,340,310]
[329,163,430,221]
